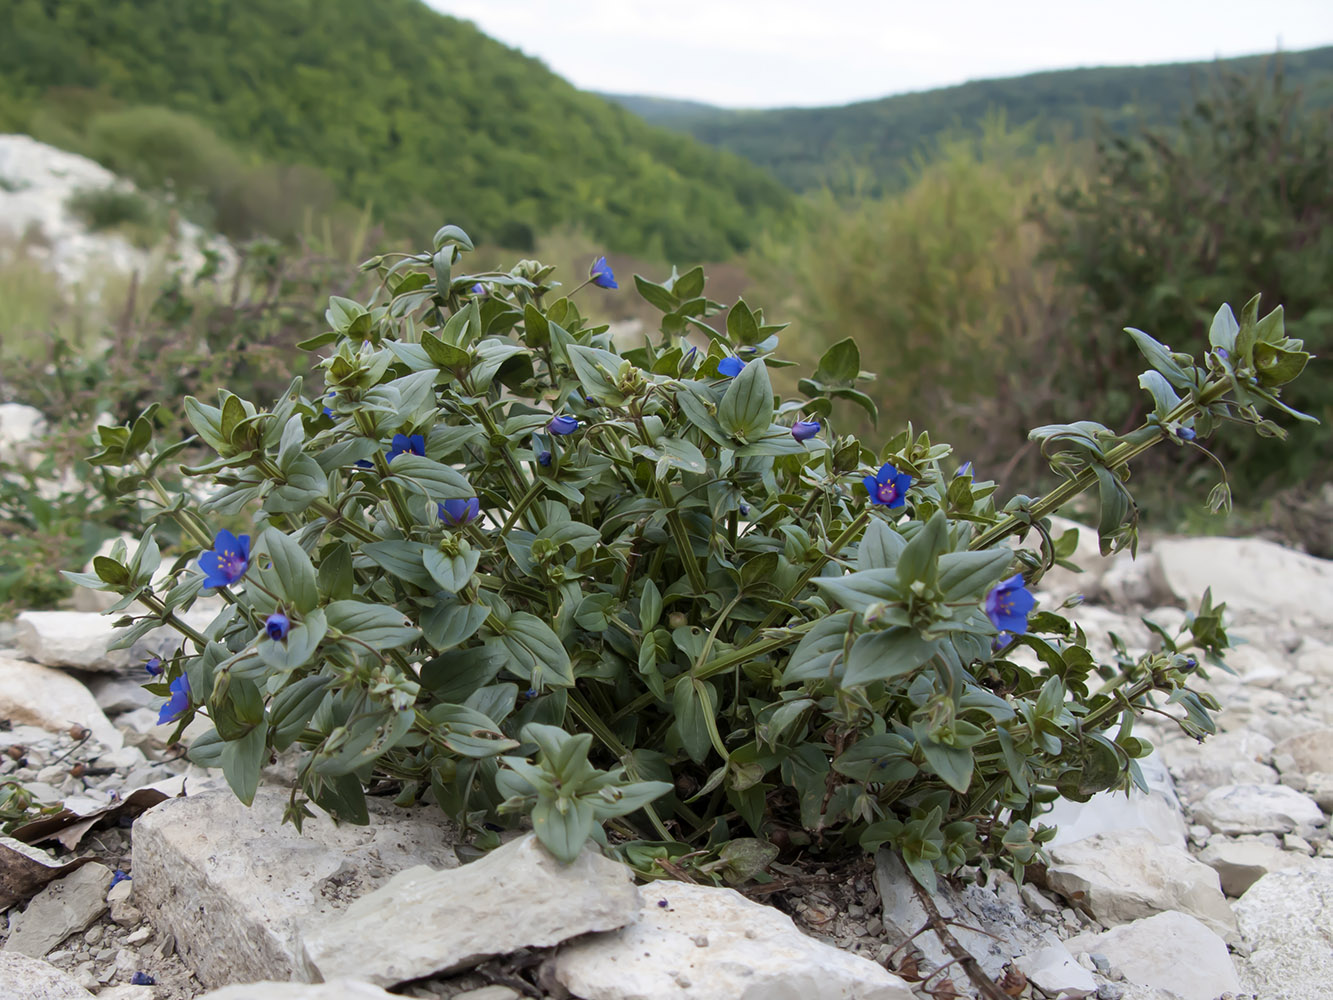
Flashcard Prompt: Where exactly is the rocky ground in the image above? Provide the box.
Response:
[1,509,1331,999]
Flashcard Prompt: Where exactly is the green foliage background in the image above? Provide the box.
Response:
[0,0,791,258]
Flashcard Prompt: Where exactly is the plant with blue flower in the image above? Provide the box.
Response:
[75,224,1312,892]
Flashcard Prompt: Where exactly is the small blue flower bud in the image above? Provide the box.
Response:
[145,657,163,677]
[548,415,579,435]
[589,256,618,289]
[537,450,552,466]
[265,613,290,642]
[791,420,820,442]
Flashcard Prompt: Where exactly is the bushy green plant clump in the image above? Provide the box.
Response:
[76,227,1311,885]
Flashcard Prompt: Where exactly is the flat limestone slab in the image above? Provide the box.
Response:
[131,787,458,987]
[197,983,397,1000]
[0,952,94,999]
[553,880,916,1000]
[304,833,640,986]
[0,655,122,750]
[1067,911,1240,1000]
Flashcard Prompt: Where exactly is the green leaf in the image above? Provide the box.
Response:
[490,612,574,688]
[672,679,714,764]
[814,338,860,385]
[1125,327,1194,390]
[1253,342,1309,387]
[325,601,420,649]
[220,725,266,806]
[387,454,474,500]
[531,796,596,865]
[318,543,355,601]
[726,299,761,345]
[424,544,481,593]
[936,548,1013,602]
[420,600,490,652]
[782,612,855,684]
[896,511,949,588]
[1208,303,1239,353]
[639,580,662,630]
[362,540,436,589]
[841,629,939,687]
[913,722,975,793]
[269,674,333,751]
[717,359,773,442]
[857,519,906,571]
[183,397,229,453]
[832,734,917,783]
[567,344,628,405]
[259,528,319,613]
[810,569,900,614]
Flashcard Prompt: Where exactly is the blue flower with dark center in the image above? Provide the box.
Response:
[439,498,480,527]
[199,530,250,590]
[265,613,290,642]
[157,674,191,726]
[537,450,552,467]
[791,420,820,442]
[387,433,426,462]
[863,463,912,509]
[984,574,1036,635]
[145,657,163,678]
[717,357,745,378]
[548,415,579,436]
[589,256,618,289]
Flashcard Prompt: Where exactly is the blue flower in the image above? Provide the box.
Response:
[387,433,426,461]
[265,613,290,642]
[471,283,486,296]
[537,450,552,466]
[157,674,191,726]
[791,420,820,442]
[199,530,250,590]
[355,459,374,469]
[984,574,1036,634]
[145,657,163,678]
[589,256,618,289]
[717,357,745,378]
[323,390,336,418]
[109,870,131,889]
[131,973,156,986]
[681,346,698,371]
[862,463,912,509]
[548,415,579,436]
[955,461,973,478]
[439,498,480,526]
[1175,426,1197,442]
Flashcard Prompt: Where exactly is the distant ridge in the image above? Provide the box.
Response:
[603,46,1333,193]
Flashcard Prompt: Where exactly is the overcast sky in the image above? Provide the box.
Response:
[426,0,1333,108]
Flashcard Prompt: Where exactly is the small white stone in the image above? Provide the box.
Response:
[1193,783,1325,837]
[1067,911,1240,1000]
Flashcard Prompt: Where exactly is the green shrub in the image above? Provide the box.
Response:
[78,227,1310,884]
[1039,69,1333,499]
[66,185,164,246]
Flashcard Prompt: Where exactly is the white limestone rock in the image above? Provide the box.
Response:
[130,786,458,987]
[553,880,915,1000]
[305,833,640,986]
[1157,729,1276,801]
[4,863,113,958]
[0,655,122,750]
[1066,911,1240,1000]
[1155,535,1333,626]
[1274,728,1333,777]
[1044,829,1235,936]
[15,609,215,674]
[1192,783,1325,837]
[875,851,1060,983]
[1198,835,1319,896]
[0,952,94,999]
[1012,944,1096,998]
[1234,860,1333,1000]
[1045,751,1187,849]
[196,984,398,1000]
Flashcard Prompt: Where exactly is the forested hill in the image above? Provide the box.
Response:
[0,0,791,259]
[604,46,1333,193]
